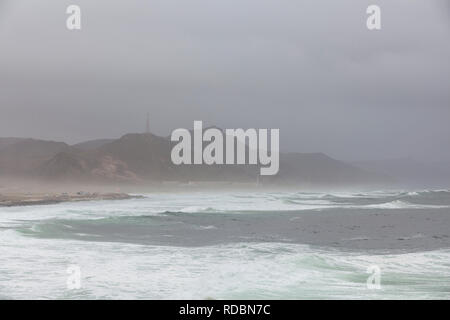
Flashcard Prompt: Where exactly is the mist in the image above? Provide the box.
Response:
[0,0,449,163]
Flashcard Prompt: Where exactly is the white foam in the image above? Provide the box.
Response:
[363,200,447,209]
[1,189,450,298]
[1,231,449,299]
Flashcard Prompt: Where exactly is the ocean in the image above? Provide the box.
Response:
[1,189,449,299]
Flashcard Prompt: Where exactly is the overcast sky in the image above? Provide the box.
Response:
[0,0,449,162]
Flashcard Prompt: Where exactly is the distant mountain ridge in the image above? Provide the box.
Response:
[265,152,387,187]
[0,132,388,187]
[354,158,450,188]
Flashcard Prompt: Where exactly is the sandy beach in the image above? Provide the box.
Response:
[0,192,138,207]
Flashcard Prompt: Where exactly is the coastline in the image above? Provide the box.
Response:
[0,192,140,207]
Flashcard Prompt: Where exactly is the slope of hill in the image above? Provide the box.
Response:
[38,151,139,183]
[353,158,450,188]
[263,152,387,187]
[99,133,175,180]
[72,139,115,151]
[38,133,255,183]
[0,137,26,151]
[0,138,70,176]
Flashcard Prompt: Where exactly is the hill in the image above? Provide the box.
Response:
[263,152,387,187]
[0,138,70,176]
[0,133,388,187]
[72,139,114,151]
[0,137,26,151]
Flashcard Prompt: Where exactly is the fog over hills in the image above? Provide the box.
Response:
[73,139,115,151]
[1,1,448,163]
[263,152,388,187]
[3,132,447,189]
[353,158,450,189]
[0,131,389,189]
[0,138,26,151]
[0,138,70,176]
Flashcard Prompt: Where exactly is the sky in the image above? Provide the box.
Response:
[0,0,449,162]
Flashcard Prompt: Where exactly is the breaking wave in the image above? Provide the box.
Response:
[1,189,450,299]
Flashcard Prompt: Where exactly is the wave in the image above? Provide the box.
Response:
[287,189,450,209]
[2,229,450,299]
[179,206,220,213]
[362,200,447,210]
[1,190,449,230]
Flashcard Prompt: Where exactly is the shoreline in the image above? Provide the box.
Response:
[0,192,141,207]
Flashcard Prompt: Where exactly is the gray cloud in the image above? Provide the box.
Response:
[0,0,449,162]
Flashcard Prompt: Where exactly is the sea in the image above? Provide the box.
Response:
[0,189,449,299]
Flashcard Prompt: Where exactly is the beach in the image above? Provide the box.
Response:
[0,192,138,207]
